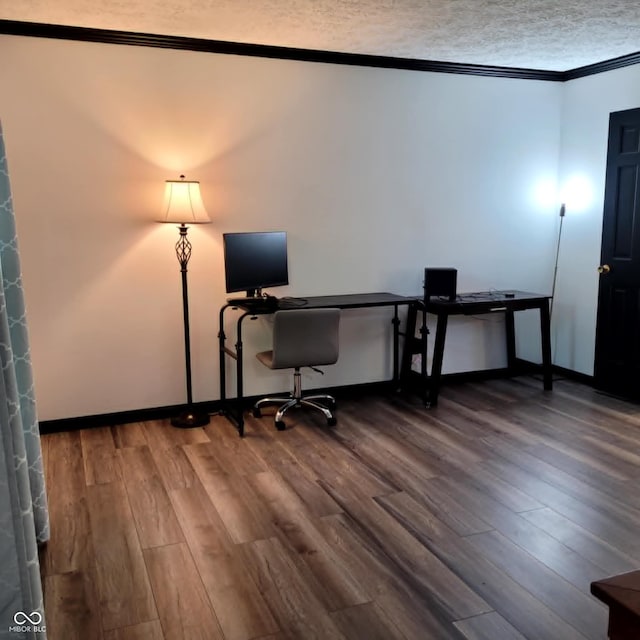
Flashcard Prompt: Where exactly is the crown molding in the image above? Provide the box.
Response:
[0,19,562,81]
[563,50,640,80]
[2,19,640,82]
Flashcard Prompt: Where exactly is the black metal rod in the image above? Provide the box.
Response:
[175,223,194,406]
[180,265,193,405]
[218,305,229,403]
[550,203,565,319]
[392,305,400,385]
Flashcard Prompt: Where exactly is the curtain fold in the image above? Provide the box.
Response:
[0,121,48,639]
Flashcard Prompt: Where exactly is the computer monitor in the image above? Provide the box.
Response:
[223,231,289,297]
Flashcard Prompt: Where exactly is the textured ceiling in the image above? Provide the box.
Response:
[1,0,640,71]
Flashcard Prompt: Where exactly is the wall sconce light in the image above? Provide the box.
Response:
[159,175,211,428]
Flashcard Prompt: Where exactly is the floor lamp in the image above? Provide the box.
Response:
[160,175,211,428]
[550,202,566,319]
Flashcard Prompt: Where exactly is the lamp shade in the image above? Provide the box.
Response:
[160,176,210,224]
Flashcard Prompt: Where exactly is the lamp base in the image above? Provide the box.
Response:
[170,408,210,429]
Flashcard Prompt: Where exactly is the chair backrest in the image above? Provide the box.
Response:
[270,308,340,369]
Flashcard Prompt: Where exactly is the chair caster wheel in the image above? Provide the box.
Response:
[327,417,337,427]
[275,420,286,431]
[252,407,262,418]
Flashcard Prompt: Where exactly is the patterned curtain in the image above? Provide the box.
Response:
[0,121,48,639]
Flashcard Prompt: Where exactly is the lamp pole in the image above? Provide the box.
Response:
[171,222,210,427]
[176,223,193,405]
[550,202,565,319]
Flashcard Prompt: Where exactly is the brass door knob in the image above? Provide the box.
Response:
[597,264,611,274]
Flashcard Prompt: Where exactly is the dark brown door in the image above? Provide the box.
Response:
[594,107,640,398]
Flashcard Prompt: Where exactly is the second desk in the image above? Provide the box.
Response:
[401,290,552,407]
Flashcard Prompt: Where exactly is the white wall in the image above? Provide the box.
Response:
[555,64,640,375]
[0,34,563,420]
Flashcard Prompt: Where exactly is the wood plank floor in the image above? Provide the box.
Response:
[40,376,640,639]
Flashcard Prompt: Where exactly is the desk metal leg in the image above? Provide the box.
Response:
[219,306,228,404]
[235,316,246,436]
[392,304,400,388]
[219,306,247,437]
[429,313,448,407]
[540,301,553,390]
[505,309,516,372]
[419,306,429,405]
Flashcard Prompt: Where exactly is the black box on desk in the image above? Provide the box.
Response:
[424,268,457,301]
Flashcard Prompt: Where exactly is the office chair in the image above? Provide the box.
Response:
[252,308,340,431]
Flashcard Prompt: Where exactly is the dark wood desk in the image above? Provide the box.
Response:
[403,290,552,407]
[219,292,414,436]
[591,571,640,640]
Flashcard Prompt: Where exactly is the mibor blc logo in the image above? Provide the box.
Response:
[9,611,46,633]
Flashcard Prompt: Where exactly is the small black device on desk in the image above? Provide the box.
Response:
[424,267,457,301]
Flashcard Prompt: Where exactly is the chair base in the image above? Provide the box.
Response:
[253,392,337,430]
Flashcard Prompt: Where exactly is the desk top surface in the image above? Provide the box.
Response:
[280,292,415,309]
[227,291,415,313]
[425,290,549,311]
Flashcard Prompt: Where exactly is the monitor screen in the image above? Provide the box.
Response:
[223,231,289,296]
